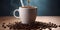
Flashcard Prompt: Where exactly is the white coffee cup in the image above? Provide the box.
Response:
[13,6,37,24]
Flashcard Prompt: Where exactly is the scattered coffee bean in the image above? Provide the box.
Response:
[2,24,5,27]
[1,21,60,30]
[3,26,6,28]
[59,25,60,27]
[2,23,5,24]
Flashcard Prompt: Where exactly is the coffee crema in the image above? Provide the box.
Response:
[21,6,35,8]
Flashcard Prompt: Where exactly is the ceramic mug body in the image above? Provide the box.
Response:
[13,7,37,24]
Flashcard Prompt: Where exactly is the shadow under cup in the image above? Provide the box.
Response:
[14,6,37,24]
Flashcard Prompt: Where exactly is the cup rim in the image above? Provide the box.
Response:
[19,6,37,9]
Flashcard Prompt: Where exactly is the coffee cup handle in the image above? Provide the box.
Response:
[13,9,20,18]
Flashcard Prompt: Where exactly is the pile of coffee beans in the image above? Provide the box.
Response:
[2,21,60,30]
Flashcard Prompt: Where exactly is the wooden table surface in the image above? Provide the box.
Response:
[0,16,60,30]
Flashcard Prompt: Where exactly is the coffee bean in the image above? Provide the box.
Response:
[2,24,5,27]
[2,23,5,24]
[2,21,60,30]
[6,25,10,27]
[59,25,60,27]
[3,26,6,28]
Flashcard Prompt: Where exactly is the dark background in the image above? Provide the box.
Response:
[0,0,60,16]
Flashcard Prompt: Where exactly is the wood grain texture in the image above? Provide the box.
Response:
[0,16,60,30]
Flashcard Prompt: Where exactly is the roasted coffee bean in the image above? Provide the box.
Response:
[2,24,5,27]
[3,26,6,28]
[6,25,10,27]
[9,26,12,29]
[59,25,60,27]
[49,29,52,30]
[2,21,60,30]
[2,23,5,24]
